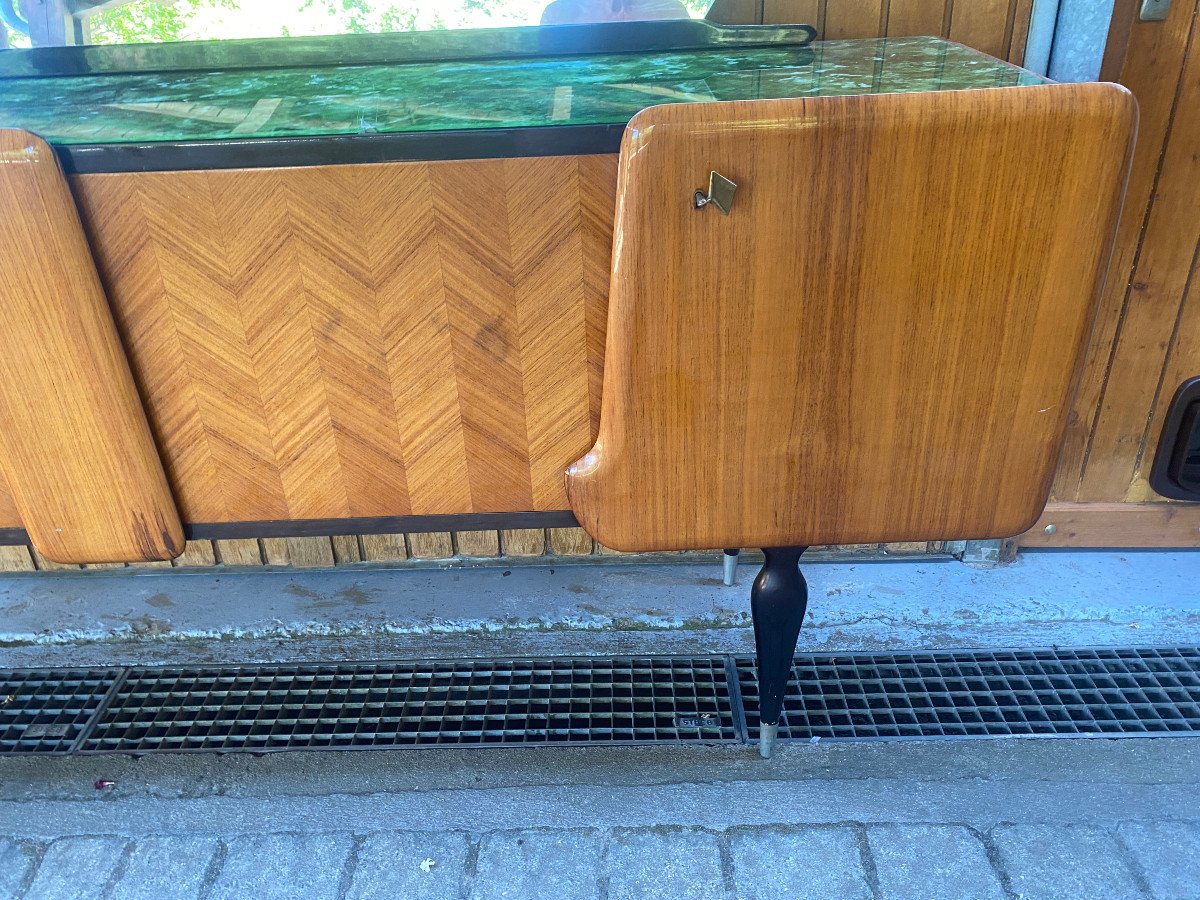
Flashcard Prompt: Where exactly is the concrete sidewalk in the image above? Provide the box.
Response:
[0,738,1197,898]
[1,550,1198,668]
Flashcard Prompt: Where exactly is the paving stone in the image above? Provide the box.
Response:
[346,832,470,900]
[0,838,39,898]
[868,825,1005,900]
[208,833,353,900]
[470,829,603,900]
[24,836,128,900]
[1118,822,1200,900]
[110,836,220,900]
[729,826,872,900]
[606,828,724,900]
[992,825,1145,900]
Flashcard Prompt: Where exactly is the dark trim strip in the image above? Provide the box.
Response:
[189,511,581,540]
[0,511,581,548]
[0,21,816,79]
[0,528,27,546]
[58,124,627,174]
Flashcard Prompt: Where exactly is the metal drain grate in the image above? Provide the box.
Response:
[0,669,118,753]
[78,657,739,754]
[1,647,1198,756]
[736,647,1200,742]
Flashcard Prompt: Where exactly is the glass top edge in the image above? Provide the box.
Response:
[0,37,1046,153]
[0,20,818,81]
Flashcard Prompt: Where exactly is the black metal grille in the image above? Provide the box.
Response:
[0,648,1197,755]
[736,647,1200,742]
[0,669,117,753]
[78,657,738,753]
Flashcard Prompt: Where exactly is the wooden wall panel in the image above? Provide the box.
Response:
[706,0,762,24]
[1053,0,1199,502]
[718,0,1030,50]
[1005,0,1035,66]
[1022,0,1200,549]
[1076,13,1200,502]
[824,0,887,39]
[70,155,617,525]
[885,0,950,37]
[948,0,1014,58]
[1021,502,1200,548]
[763,1,823,27]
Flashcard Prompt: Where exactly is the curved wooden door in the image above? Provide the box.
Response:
[0,130,184,563]
[567,85,1137,551]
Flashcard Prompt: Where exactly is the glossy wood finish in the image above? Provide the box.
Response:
[62,155,615,525]
[0,130,184,563]
[0,5,1053,570]
[567,86,1136,552]
[0,6,1046,570]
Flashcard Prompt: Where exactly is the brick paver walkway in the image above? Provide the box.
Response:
[6,820,1198,899]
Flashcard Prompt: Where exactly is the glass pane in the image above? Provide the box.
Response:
[0,38,1046,145]
[541,0,708,24]
[0,1,718,49]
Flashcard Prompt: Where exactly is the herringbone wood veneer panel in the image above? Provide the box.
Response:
[35,155,617,525]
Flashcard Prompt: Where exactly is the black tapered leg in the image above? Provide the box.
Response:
[751,546,808,758]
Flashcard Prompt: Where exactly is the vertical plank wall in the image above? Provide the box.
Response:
[1015,0,1200,547]
[0,0,1034,573]
[711,0,1033,63]
[1053,0,1200,504]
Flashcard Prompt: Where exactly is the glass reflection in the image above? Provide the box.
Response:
[541,0,692,24]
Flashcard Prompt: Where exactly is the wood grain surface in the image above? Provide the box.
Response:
[716,0,1033,65]
[0,6,1047,567]
[884,0,950,37]
[1066,0,1200,505]
[1053,0,1200,504]
[61,154,615,525]
[1020,502,1200,548]
[567,86,1136,551]
[0,129,184,563]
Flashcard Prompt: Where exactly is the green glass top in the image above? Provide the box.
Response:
[0,36,1045,146]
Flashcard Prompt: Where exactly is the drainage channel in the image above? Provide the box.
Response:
[1,647,1198,756]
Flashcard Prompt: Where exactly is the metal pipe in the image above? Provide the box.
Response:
[1023,0,1062,76]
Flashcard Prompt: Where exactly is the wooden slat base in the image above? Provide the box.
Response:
[1020,502,1200,548]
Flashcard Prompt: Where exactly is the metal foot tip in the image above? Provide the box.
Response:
[759,723,779,759]
[722,550,739,587]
